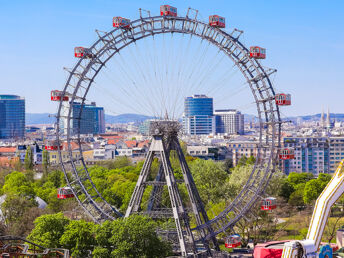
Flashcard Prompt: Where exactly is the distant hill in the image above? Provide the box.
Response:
[26,113,155,125]
[105,113,155,124]
[25,112,344,125]
[284,113,344,122]
[26,113,56,125]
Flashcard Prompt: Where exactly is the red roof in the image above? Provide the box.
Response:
[61,141,86,151]
[125,140,137,148]
[101,135,124,140]
[137,140,150,148]
[0,156,19,167]
[108,139,121,145]
[0,147,16,153]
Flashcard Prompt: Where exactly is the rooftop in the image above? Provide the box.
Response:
[0,95,24,100]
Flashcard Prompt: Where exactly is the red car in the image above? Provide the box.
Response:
[113,17,131,29]
[57,187,74,199]
[225,235,241,248]
[74,47,94,58]
[51,90,68,102]
[160,5,177,17]
[279,148,295,160]
[275,93,291,106]
[261,197,277,211]
[250,46,266,59]
[209,15,225,28]
[45,140,62,151]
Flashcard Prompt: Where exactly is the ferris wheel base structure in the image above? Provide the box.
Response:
[54,4,293,257]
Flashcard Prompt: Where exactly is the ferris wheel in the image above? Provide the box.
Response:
[53,4,292,253]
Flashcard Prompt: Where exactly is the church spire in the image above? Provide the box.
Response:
[326,107,331,129]
[320,108,324,127]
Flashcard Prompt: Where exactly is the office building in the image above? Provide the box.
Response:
[214,109,244,135]
[61,102,105,135]
[183,95,215,135]
[0,95,25,139]
[139,119,152,135]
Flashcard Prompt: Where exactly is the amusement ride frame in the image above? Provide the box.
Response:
[56,7,281,246]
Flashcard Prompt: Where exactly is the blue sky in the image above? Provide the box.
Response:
[1,0,343,117]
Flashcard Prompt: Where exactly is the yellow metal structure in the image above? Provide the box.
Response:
[282,160,344,257]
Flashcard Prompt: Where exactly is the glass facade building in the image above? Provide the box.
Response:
[183,95,215,135]
[72,102,105,135]
[0,95,25,139]
[61,102,105,135]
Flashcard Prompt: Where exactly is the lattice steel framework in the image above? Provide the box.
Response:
[56,8,281,246]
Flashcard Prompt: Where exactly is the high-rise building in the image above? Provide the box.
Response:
[183,95,215,135]
[139,119,152,135]
[0,95,25,139]
[61,102,105,135]
[214,109,244,135]
[283,137,329,175]
[329,137,344,173]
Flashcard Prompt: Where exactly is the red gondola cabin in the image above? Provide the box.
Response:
[261,197,277,211]
[279,148,295,160]
[250,46,266,59]
[51,90,69,102]
[57,187,74,199]
[74,47,94,58]
[113,17,131,29]
[160,5,177,17]
[225,234,241,248]
[275,93,291,106]
[209,15,225,28]
[45,140,62,151]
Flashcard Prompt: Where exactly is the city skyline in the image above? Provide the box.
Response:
[1,1,343,116]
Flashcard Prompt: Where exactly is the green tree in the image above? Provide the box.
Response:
[237,156,248,167]
[60,220,96,257]
[287,172,313,187]
[303,179,321,204]
[24,146,33,170]
[14,158,22,171]
[42,149,49,174]
[28,213,70,248]
[317,173,331,189]
[94,216,171,258]
[288,189,305,207]
[223,158,233,173]
[3,171,35,197]
[190,159,230,205]
[303,174,331,204]
[228,164,253,198]
[2,194,39,236]
[47,170,64,188]
[246,156,256,165]
[278,179,295,201]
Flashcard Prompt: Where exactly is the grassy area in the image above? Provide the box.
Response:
[276,213,344,243]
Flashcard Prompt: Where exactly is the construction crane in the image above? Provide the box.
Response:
[282,159,344,258]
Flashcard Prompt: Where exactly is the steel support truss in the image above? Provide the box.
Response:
[125,121,219,256]
[56,8,281,247]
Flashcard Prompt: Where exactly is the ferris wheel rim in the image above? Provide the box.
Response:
[56,13,281,235]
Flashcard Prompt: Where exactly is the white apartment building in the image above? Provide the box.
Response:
[214,109,244,135]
